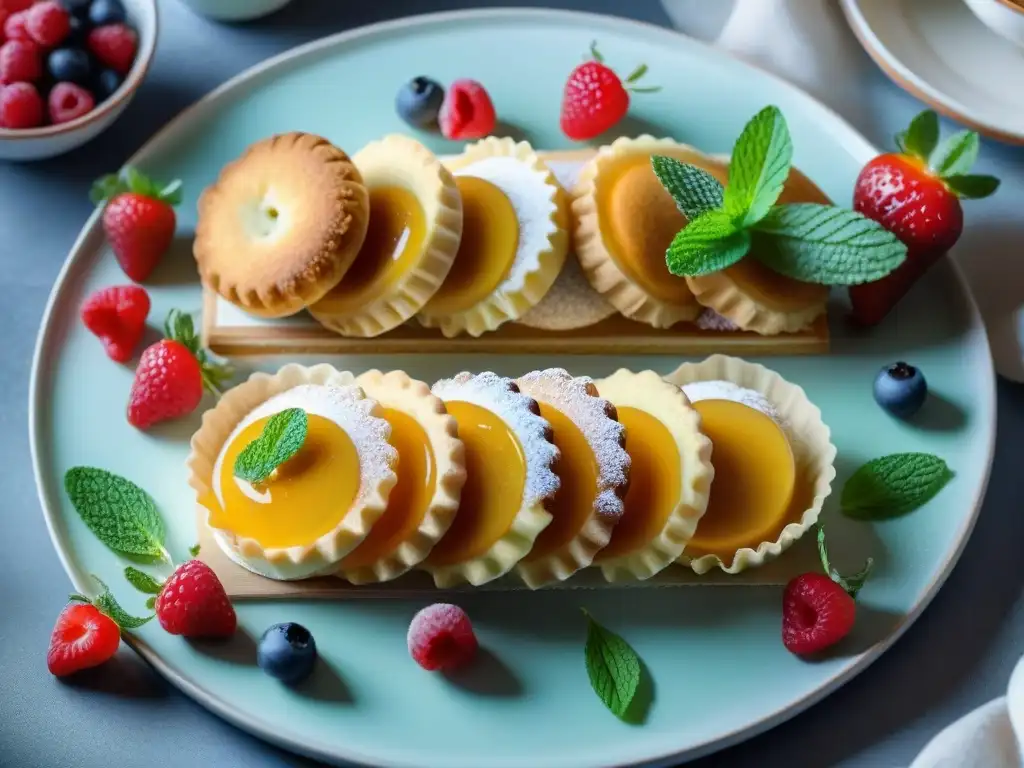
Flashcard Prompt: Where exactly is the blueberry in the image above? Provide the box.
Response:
[88,0,126,26]
[395,76,445,128]
[94,68,122,100]
[873,361,928,418]
[48,48,93,85]
[257,623,317,684]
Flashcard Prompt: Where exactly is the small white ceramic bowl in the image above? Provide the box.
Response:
[0,0,157,162]
[963,0,1024,50]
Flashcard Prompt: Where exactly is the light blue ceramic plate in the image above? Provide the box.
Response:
[29,9,996,768]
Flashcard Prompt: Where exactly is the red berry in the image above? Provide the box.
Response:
[154,560,236,639]
[80,284,150,363]
[438,79,496,141]
[560,59,630,141]
[0,38,40,84]
[26,1,70,48]
[1,0,35,12]
[46,603,121,677]
[0,81,42,128]
[407,603,478,671]
[0,10,9,43]
[87,23,136,75]
[49,81,94,124]
[101,192,177,282]
[3,9,28,41]
[782,572,856,656]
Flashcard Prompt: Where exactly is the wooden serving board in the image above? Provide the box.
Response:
[200,147,831,358]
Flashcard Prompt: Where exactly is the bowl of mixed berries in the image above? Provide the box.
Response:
[0,0,155,161]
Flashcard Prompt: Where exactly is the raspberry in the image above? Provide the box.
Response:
[0,38,40,83]
[0,81,42,128]
[48,81,94,124]
[3,9,29,41]
[26,1,70,48]
[154,560,236,638]
[0,10,9,44]
[86,23,136,75]
[407,603,477,671]
[1,0,35,12]
[80,284,150,362]
[781,572,857,656]
[438,79,496,141]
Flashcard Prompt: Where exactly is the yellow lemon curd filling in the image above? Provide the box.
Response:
[320,185,427,312]
[210,414,361,549]
[424,176,519,315]
[424,400,526,566]
[595,406,681,561]
[337,408,435,569]
[523,403,599,562]
[688,400,796,556]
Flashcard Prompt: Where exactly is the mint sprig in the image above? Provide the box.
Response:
[667,209,751,276]
[70,575,154,630]
[233,407,308,484]
[651,155,724,220]
[724,105,793,226]
[841,453,953,520]
[817,527,873,599]
[64,467,170,562]
[583,608,641,719]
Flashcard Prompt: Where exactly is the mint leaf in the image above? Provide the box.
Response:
[124,566,163,595]
[583,609,640,719]
[651,155,725,220]
[931,130,979,177]
[943,174,1000,200]
[895,110,939,162]
[233,408,308,484]
[92,576,153,630]
[841,453,953,520]
[666,210,751,277]
[64,467,169,562]
[751,203,906,285]
[724,105,793,226]
[816,526,873,599]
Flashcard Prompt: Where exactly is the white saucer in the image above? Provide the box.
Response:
[840,0,1024,144]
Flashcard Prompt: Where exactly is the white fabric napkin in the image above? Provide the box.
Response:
[656,1,1024,764]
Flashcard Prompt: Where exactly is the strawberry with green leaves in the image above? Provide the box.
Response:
[849,110,1000,326]
[91,167,183,283]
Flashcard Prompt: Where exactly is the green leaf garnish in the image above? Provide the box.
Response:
[931,130,980,177]
[750,203,906,285]
[666,210,751,276]
[943,174,1001,200]
[817,526,873,599]
[124,566,164,595]
[582,609,640,719]
[64,467,170,562]
[89,166,184,207]
[651,155,725,220]
[895,110,939,162]
[724,105,793,226]
[92,576,154,629]
[841,453,954,520]
[233,408,308,484]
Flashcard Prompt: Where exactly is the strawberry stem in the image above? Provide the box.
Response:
[89,167,184,207]
[589,40,603,63]
[816,526,873,599]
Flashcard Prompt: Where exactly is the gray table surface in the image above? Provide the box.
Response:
[3,2,1023,767]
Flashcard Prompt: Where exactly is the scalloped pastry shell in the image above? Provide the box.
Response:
[417,137,570,337]
[334,370,466,584]
[308,135,463,337]
[186,363,398,580]
[572,135,706,329]
[592,369,714,581]
[663,354,837,574]
[424,371,559,587]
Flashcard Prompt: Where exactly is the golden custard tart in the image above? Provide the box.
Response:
[194,132,371,319]
[417,137,570,337]
[308,135,464,338]
[335,370,466,584]
[186,364,398,580]
[591,369,714,581]
[423,371,559,587]
[514,369,631,589]
[664,355,837,574]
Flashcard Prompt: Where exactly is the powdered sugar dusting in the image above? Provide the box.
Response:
[695,308,740,332]
[516,369,629,521]
[518,253,618,330]
[432,371,560,505]
[212,384,397,509]
[681,380,785,428]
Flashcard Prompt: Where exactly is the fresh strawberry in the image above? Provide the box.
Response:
[46,602,121,677]
[438,78,495,141]
[0,81,42,128]
[407,603,478,671]
[560,42,657,142]
[0,38,41,84]
[80,284,150,363]
[782,527,873,657]
[90,167,182,282]
[26,1,70,48]
[127,309,231,429]
[849,110,1000,326]
[154,559,236,639]
[86,23,136,74]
